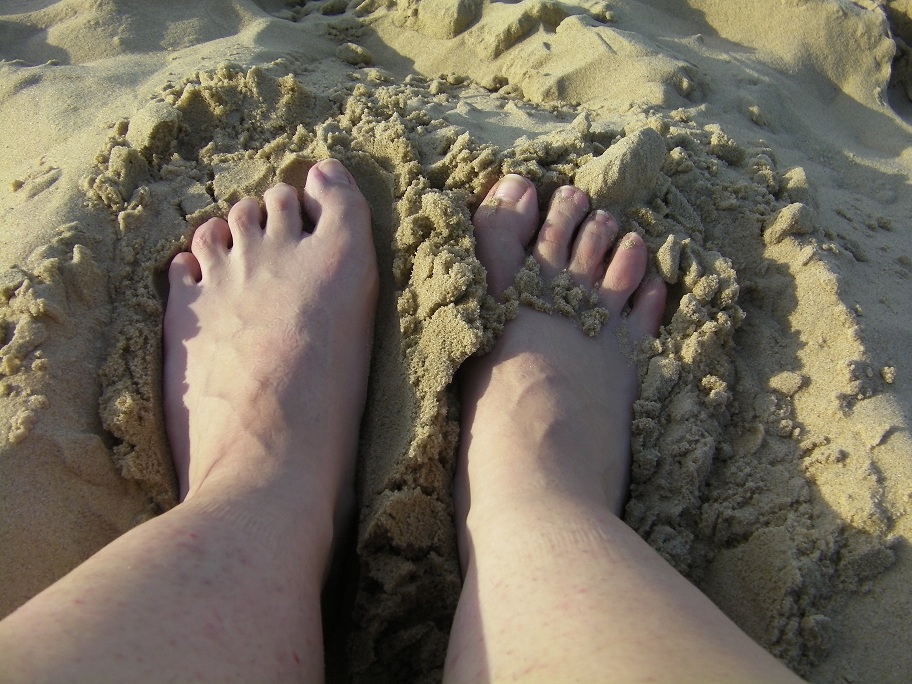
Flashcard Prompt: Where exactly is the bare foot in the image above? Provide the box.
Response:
[164,157,378,562]
[0,160,378,684]
[455,175,666,566]
[445,176,805,684]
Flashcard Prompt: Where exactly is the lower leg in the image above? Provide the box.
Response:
[1,493,329,681]
[0,159,378,682]
[450,497,799,683]
[445,176,802,683]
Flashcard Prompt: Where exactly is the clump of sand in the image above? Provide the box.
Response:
[2,1,912,683]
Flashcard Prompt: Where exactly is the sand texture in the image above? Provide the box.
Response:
[2,1,912,682]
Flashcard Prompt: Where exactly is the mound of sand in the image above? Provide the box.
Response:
[2,1,911,682]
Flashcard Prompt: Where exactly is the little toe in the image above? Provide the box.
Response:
[302,159,371,240]
[472,174,538,298]
[227,197,264,245]
[599,232,649,314]
[190,218,232,273]
[264,183,304,239]
[532,186,589,278]
[168,251,202,289]
[627,277,667,339]
[568,210,618,287]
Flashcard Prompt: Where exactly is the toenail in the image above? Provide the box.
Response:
[317,158,351,185]
[493,175,530,203]
[621,234,640,249]
[556,185,576,201]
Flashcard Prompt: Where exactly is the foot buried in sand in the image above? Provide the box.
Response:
[0,158,379,682]
[445,175,802,683]
[457,174,666,522]
[164,157,378,531]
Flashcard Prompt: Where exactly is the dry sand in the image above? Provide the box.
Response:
[2,0,911,681]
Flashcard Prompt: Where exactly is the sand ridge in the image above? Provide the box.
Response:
[2,1,911,682]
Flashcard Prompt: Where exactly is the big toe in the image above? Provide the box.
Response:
[302,158,371,240]
[301,159,379,298]
[472,175,538,297]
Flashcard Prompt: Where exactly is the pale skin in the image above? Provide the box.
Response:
[446,175,802,683]
[0,158,802,682]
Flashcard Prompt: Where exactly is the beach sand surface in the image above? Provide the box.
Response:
[1,1,911,681]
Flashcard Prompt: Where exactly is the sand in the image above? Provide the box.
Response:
[1,0,911,681]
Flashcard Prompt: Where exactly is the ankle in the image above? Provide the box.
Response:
[182,474,338,572]
[462,492,623,564]
[460,436,629,511]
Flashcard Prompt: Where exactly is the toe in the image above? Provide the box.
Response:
[600,232,648,314]
[168,251,202,288]
[264,183,304,239]
[191,218,232,273]
[472,174,538,298]
[627,277,667,339]
[532,186,589,278]
[568,210,618,287]
[227,198,263,245]
[302,159,371,240]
